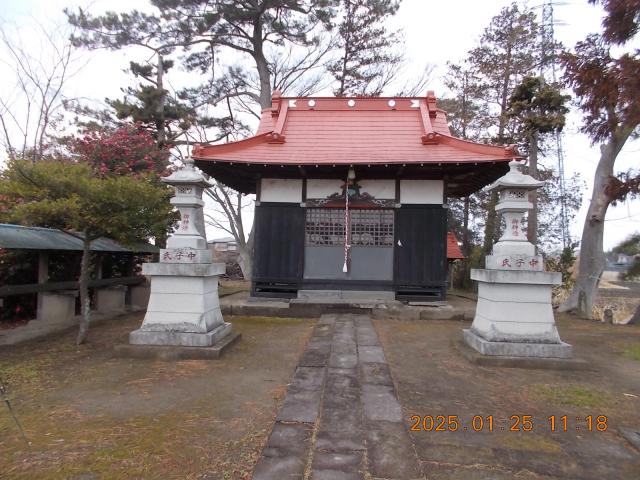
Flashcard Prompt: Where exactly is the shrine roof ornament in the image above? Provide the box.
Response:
[191,91,522,167]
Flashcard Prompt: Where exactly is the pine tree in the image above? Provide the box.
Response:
[464,3,547,255]
[328,0,402,96]
[507,76,569,245]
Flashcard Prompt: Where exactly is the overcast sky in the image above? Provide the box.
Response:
[1,0,638,250]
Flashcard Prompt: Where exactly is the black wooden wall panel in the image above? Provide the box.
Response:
[394,205,447,286]
[253,203,305,284]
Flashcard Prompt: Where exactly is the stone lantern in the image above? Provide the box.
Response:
[463,160,571,359]
[127,156,239,356]
[163,156,210,252]
[485,160,544,271]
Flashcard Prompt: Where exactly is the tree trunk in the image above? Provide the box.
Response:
[237,227,254,280]
[460,196,470,289]
[254,52,272,109]
[558,128,631,318]
[155,54,166,147]
[76,235,92,345]
[528,132,538,246]
[482,191,499,258]
[336,1,354,97]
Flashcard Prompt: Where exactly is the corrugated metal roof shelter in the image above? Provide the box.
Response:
[0,224,158,253]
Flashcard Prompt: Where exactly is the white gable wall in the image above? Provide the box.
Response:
[359,179,395,199]
[306,179,343,198]
[260,177,444,204]
[260,178,303,203]
[400,180,444,204]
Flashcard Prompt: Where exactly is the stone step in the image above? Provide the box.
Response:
[297,290,396,301]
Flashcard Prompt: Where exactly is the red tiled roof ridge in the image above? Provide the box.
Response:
[192,131,518,162]
[192,91,521,165]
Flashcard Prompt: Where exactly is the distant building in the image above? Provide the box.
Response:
[208,236,242,278]
[209,236,238,253]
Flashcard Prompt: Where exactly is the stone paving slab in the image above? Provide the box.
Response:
[359,363,394,386]
[252,455,307,480]
[253,313,424,479]
[299,348,330,367]
[312,451,364,480]
[358,345,386,363]
[315,429,366,452]
[329,352,358,368]
[290,366,325,391]
[366,421,423,479]
[362,384,403,422]
[356,333,380,346]
[262,422,313,457]
[276,388,323,423]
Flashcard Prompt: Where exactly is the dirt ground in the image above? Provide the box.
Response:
[0,313,314,479]
[2,306,639,480]
[376,314,640,479]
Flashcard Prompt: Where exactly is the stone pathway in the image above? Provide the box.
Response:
[252,313,424,480]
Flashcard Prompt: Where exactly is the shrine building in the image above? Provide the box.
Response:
[193,91,520,301]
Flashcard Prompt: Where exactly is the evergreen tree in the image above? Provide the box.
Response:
[507,76,569,245]
[465,3,548,255]
[154,0,337,108]
[66,8,182,148]
[65,8,243,147]
[441,62,485,141]
[328,0,402,96]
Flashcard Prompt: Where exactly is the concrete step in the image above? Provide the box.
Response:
[297,290,396,301]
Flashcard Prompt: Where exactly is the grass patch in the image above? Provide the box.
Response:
[219,280,250,297]
[230,315,307,326]
[532,384,613,408]
[499,433,563,453]
[622,344,640,361]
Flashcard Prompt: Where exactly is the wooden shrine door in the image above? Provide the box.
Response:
[394,205,447,301]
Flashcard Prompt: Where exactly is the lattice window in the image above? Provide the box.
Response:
[305,209,394,247]
[351,210,394,247]
[306,209,345,246]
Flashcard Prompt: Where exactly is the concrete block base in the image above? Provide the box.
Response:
[96,285,127,314]
[129,284,150,310]
[38,291,77,323]
[115,332,241,360]
[130,322,233,347]
[463,329,573,359]
[456,337,588,370]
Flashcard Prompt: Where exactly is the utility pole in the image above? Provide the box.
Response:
[540,0,570,249]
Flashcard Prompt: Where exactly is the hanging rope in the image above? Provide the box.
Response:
[343,174,350,273]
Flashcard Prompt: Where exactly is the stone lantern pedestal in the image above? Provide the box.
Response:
[126,157,239,357]
[463,161,572,359]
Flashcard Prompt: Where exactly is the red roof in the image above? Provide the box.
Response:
[447,232,464,260]
[193,91,519,166]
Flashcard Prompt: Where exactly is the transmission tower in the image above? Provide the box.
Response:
[540,0,571,249]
